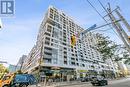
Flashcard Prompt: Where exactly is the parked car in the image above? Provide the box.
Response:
[81,77,90,82]
[0,74,37,87]
[91,76,108,86]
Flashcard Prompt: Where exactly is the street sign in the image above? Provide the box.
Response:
[87,24,97,31]
[81,24,97,35]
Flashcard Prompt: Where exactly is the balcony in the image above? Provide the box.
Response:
[43,54,52,59]
[44,49,52,53]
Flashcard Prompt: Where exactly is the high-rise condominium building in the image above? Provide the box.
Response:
[22,6,118,79]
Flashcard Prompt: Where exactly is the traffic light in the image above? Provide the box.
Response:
[71,35,76,46]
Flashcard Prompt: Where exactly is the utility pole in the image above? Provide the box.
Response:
[106,3,130,53]
[115,9,130,32]
[114,9,130,44]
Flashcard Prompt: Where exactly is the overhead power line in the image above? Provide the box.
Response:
[97,0,122,38]
[85,0,120,39]
[86,0,104,19]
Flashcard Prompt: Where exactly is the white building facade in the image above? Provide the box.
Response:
[22,6,117,79]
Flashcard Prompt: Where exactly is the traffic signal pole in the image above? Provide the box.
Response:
[115,9,130,44]
[106,6,130,53]
[115,9,130,32]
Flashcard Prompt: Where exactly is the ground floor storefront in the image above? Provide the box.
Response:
[99,70,116,79]
[30,66,76,82]
[28,66,117,82]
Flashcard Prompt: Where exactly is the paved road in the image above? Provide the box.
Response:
[105,78,130,87]
[59,78,130,87]
[28,77,130,87]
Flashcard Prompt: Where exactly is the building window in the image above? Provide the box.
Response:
[44,51,52,56]
[52,28,59,39]
[60,15,63,22]
[51,43,54,46]
[45,32,51,36]
[47,25,52,32]
[45,37,50,41]
[64,51,67,54]
[54,14,59,22]
[71,62,75,65]
[49,9,53,19]
[64,61,67,64]
[71,58,75,60]
[82,64,85,67]
[45,41,50,45]
[44,47,52,50]
[52,39,58,43]
[44,59,52,63]
[53,59,58,64]
[62,42,66,46]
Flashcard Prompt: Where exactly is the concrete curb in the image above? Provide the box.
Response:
[39,82,89,87]
[54,82,90,87]
[53,82,89,87]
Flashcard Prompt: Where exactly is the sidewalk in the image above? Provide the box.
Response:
[28,81,89,87]
[42,81,89,87]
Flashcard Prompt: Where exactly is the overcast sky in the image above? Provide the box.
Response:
[0,0,130,65]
